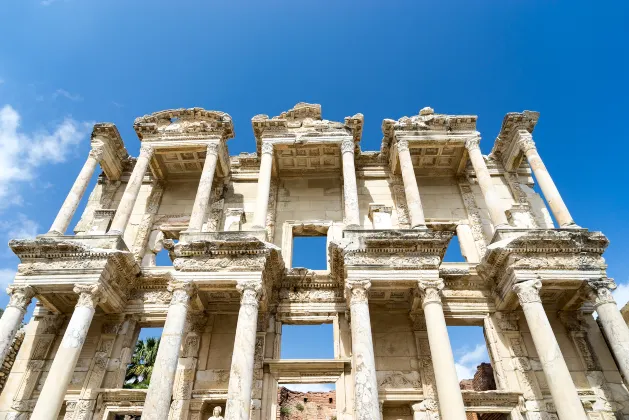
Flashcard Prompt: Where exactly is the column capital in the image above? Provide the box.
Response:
[73,284,105,309]
[167,280,197,306]
[6,285,35,311]
[341,138,355,154]
[346,279,371,305]
[206,142,220,156]
[139,144,155,158]
[89,145,105,162]
[418,279,444,306]
[465,135,481,151]
[397,138,410,154]
[236,279,263,307]
[260,141,274,156]
[411,398,438,412]
[586,278,617,307]
[515,129,536,153]
[513,279,542,304]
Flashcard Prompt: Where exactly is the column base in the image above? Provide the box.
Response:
[43,230,64,236]
[560,221,581,229]
[106,229,123,236]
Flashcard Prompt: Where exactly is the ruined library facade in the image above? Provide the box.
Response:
[0,103,628,420]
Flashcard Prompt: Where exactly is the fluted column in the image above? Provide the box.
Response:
[143,281,196,420]
[108,144,154,235]
[587,278,629,385]
[188,143,220,232]
[252,142,274,229]
[225,280,262,420]
[418,279,466,420]
[515,130,576,227]
[0,286,34,365]
[513,279,587,420]
[341,138,360,227]
[465,137,509,229]
[48,146,104,235]
[31,284,103,420]
[346,279,380,420]
[397,139,426,228]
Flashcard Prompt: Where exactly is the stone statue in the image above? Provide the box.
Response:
[208,406,223,420]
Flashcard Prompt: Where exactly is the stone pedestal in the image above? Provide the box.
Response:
[465,137,509,229]
[587,279,629,385]
[418,279,466,420]
[224,208,246,231]
[31,284,103,420]
[368,203,393,229]
[225,280,262,420]
[252,142,273,229]
[188,143,219,232]
[397,139,426,228]
[346,280,380,420]
[108,144,154,235]
[515,131,576,227]
[0,286,34,365]
[142,281,196,420]
[513,279,587,420]
[48,147,104,235]
[341,138,360,227]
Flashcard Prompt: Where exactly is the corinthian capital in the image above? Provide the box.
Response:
[73,284,105,309]
[346,279,371,305]
[515,130,536,154]
[6,285,35,311]
[341,138,355,154]
[261,142,274,156]
[513,279,542,304]
[465,135,481,151]
[397,139,410,154]
[139,144,155,158]
[586,278,617,307]
[167,280,197,306]
[89,146,105,162]
[418,279,444,306]
[236,280,262,307]
[206,142,219,156]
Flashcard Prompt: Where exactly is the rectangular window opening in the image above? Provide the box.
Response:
[280,323,334,359]
[467,414,509,420]
[292,236,328,270]
[446,325,495,390]
[443,234,466,263]
[124,327,163,389]
[277,383,336,419]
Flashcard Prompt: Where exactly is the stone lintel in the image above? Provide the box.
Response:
[490,110,540,171]
[91,123,129,181]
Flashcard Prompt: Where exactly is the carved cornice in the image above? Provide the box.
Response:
[490,110,539,170]
[133,108,234,141]
[91,123,130,181]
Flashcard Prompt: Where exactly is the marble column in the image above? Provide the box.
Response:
[513,279,587,420]
[515,130,576,227]
[346,279,380,420]
[225,280,263,420]
[252,142,273,229]
[465,137,509,229]
[143,281,196,420]
[188,143,220,232]
[48,147,104,235]
[397,139,426,228]
[31,284,103,420]
[0,285,34,365]
[341,138,360,228]
[108,144,154,235]
[418,279,466,420]
[587,278,629,385]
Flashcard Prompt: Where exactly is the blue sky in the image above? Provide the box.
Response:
[1,0,628,389]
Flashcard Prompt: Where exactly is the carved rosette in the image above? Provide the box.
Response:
[586,278,617,308]
[89,146,105,162]
[260,142,273,156]
[465,135,481,152]
[397,138,410,154]
[341,138,355,154]
[418,279,444,307]
[236,280,263,308]
[73,284,105,309]
[513,279,542,305]
[515,130,536,154]
[346,279,371,306]
[6,286,35,311]
[167,281,197,307]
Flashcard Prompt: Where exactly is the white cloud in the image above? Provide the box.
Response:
[454,343,489,380]
[0,269,16,289]
[613,282,629,310]
[53,89,82,102]
[0,214,39,239]
[281,383,334,393]
[0,104,91,207]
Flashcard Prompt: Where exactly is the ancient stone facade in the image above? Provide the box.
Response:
[276,387,336,420]
[0,103,628,420]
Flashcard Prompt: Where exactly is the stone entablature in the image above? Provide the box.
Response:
[1,103,628,420]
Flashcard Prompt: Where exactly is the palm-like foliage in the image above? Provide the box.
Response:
[124,337,160,389]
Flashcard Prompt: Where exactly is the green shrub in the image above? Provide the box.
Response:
[296,403,304,411]
[280,406,291,415]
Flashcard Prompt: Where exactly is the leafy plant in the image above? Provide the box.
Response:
[296,403,304,411]
[280,406,291,416]
[124,337,160,389]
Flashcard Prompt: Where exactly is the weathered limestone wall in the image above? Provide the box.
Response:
[0,329,24,393]
[276,386,336,419]
[195,314,238,391]
[357,177,399,228]
[224,180,259,231]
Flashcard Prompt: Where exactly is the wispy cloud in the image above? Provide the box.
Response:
[53,89,82,102]
[0,104,92,207]
[454,343,489,380]
[111,101,124,108]
[0,269,16,289]
[0,214,39,239]
[613,281,629,309]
